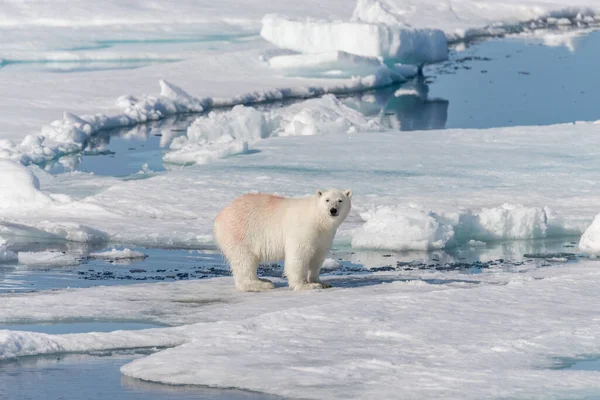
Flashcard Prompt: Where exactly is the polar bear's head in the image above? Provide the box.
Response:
[316,189,352,226]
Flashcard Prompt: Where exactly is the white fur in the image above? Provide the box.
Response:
[213,189,352,291]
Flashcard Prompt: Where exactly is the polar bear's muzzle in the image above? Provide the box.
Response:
[329,207,339,217]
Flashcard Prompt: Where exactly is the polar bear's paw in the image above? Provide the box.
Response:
[291,282,331,291]
[237,279,275,292]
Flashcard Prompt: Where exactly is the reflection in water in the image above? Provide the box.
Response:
[342,77,448,131]
[42,78,448,177]
[0,237,584,293]
[40,114,197,177]
[334,237,582,272]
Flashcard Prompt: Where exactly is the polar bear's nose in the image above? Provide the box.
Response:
[329,208,338,216]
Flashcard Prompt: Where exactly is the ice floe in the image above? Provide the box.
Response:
[260,14,448,64]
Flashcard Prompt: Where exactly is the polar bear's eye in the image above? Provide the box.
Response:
[325,199,330,202]
[338,199,343,203]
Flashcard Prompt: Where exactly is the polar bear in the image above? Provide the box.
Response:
[213,189,352,291]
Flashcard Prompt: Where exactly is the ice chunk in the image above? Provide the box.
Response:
[88,248,148,260]
[164,95,383,165]
[352,204,552,251]
[579,214,600,254]
[164,105,271,165]
[352,205,455,251]
[322,258,343,270]
[457,204,548,242]
[278,94,383,136]
[18,251,79,266]
[260,14,448,64]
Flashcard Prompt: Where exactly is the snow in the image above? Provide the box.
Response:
[17,251,79,266]
[579,214,600,254]
[2,262,600,398]
[88,248,148,260]
[261,14,448,64]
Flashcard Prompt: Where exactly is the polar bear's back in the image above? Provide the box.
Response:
[214,193,307,262]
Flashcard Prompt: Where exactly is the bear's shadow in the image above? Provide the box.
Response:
[269,275,482,290]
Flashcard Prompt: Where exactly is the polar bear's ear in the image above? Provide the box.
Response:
[316,190,323,197]
[344,189,353,198]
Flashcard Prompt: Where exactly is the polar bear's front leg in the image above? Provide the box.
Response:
[283,252,308,290]
[284,247,326,291]
[307,251,332,288]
